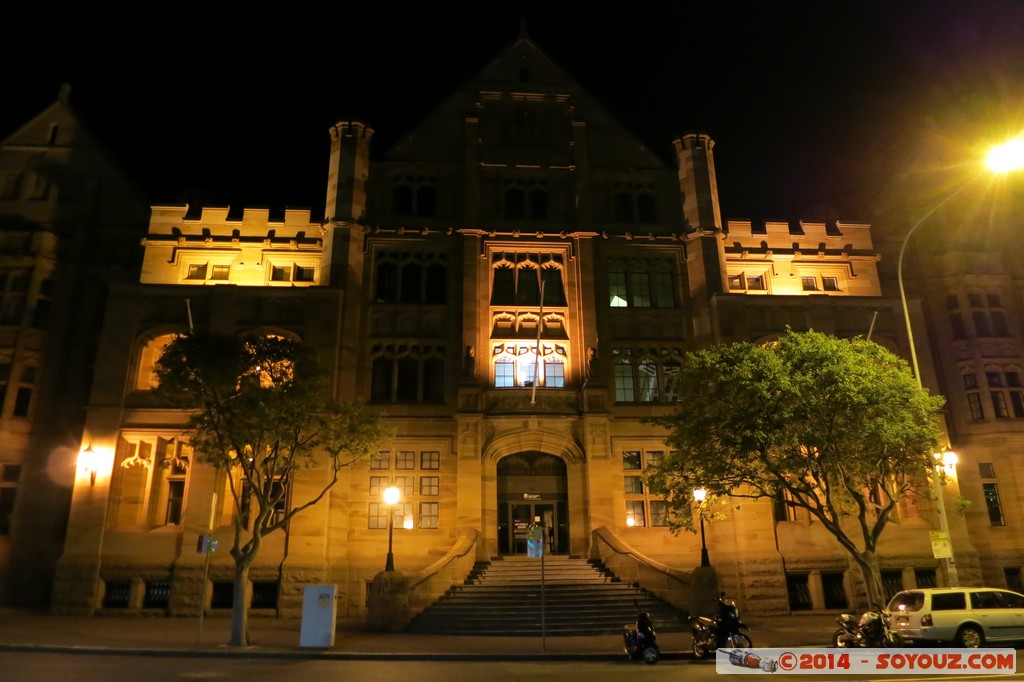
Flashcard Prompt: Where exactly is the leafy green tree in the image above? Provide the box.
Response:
[643,330,945,607]
[155,333,393,646]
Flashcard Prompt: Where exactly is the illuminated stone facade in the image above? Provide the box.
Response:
[41,33,1024,620]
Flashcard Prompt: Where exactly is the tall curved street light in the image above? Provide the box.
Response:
[693,487,710,567]
[897,138,1024,588]
[383,485,400,572]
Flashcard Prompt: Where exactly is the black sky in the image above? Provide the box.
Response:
[3,1,1024,225]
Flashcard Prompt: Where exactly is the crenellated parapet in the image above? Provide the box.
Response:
[721,219,881,297]
[140,204,327,287]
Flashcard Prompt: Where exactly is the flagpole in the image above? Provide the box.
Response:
[531,276,544,405]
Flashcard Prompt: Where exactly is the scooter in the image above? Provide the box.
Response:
[691,592,753,658]
[833,603,899,648]
[623,607,660,664]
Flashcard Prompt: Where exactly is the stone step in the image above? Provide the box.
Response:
[406,556,687,636]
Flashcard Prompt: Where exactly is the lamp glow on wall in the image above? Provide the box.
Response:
[77,443,106,486]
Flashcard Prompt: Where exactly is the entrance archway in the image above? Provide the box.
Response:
[496,452,568,555]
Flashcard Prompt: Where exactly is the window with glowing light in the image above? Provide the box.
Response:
[491,342,567,389]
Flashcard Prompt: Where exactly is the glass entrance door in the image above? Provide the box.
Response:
[503,502,558,555]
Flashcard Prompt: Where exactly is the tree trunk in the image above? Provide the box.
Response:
[855,549,885,608]
[230,559,251,646]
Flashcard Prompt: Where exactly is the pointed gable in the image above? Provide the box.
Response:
[386,36,667,170]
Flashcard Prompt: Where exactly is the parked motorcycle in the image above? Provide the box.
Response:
[692,592,753,658]
[832,603,900,648]
[623,607,660,664]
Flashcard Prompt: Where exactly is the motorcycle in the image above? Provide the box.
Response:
[691,592,753,658]
[623,607,660,664]
[832,603,900,648]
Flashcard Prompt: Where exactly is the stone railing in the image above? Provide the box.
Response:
[591,526,692,614]
[405,528,479,616]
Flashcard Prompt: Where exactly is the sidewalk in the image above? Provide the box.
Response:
[0,608,839,660]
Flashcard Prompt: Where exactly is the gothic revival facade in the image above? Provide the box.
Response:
[19,33,1023,619]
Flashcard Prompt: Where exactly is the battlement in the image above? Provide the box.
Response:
[148,204,316,237]
[725,219,874,253]
[140,204,327,286]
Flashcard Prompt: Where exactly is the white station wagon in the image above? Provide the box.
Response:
[887,587,1024,647]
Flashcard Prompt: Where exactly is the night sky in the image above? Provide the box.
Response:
[3,1,1023,225]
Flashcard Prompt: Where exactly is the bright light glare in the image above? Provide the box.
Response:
[383,486,400,505]
[693,487,707,503]
[986,139,1024,173]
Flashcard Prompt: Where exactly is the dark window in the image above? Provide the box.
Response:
[971,591,1003,609]
[946,294,960,310]
[491,268,515,305]
[13,387,31,417]
[424,264,447,304]
[786,573,813,610]
[964,374,978,389]
[392,185,413,215]
[505,188,525,219]
[517,268,540,305]
[979,462,996,479]
[637,193,656,222]
[396,359,419,401]
[143,580,171,609]
[622,451,642,470]
[211,581,234,609]
[0,486,16,535]
[949,313,967,339]
[375,261,397,302]
[399,263,422,303]
[415,186,436,217]
[541,268,566,306]
[973,311,992,336]
[293,266,315,282]
[822,572,848,609]
[30,299,50,328]
[103,581,131,609]
[882,570,904,602]
[270,266,289,282]
[166,480,185,525]
[423,358,445,402]
[984,483,1005,525]
[614,193,632,222]
[250,581,279,609]
[371,359,392,401]
[1004,568,1023,594]
[914,568,936,588]
[967,393,985,420]
[529,188,548,219]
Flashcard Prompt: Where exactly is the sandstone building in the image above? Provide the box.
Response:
[4,32,1020,620]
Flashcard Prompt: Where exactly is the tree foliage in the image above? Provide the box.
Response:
[643,330,945,605]
[154,333,394,645]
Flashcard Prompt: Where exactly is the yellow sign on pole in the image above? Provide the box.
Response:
[930,530,952,559]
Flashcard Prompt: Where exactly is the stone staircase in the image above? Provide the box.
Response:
[405,555,689,636]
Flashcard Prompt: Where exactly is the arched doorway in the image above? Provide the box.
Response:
[497,452,568,555]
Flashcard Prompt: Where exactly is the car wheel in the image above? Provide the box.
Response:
[956,624,984,648]
[642,646,659,665]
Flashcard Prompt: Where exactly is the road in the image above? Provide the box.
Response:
[4,652,1024,682]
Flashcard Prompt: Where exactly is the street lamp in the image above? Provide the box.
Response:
[383,485,400,571]
[896,138,1024,588]
[693,487,710,567]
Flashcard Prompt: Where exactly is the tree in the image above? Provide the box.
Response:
[154,333,394,646]
[643,330,945,607]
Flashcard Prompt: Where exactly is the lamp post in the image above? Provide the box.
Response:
[383,485,400,571]
[896,138,1024,588]
[693,487,710,567]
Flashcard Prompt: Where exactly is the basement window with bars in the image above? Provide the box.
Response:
[786,573,813,610]
[143,580,171,609]
[102,580,131,609]
[250,581,279,609]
